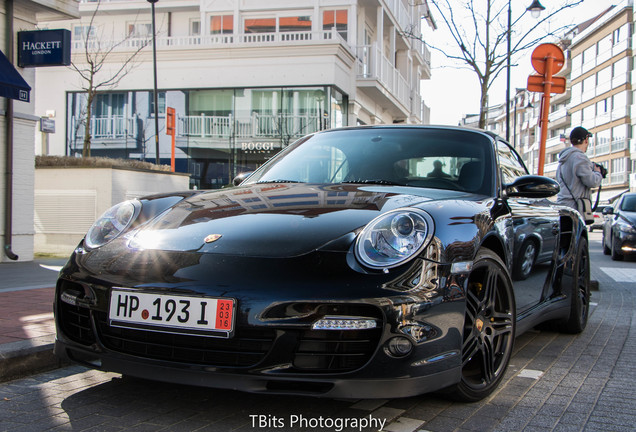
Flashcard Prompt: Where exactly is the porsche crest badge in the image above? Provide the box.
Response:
[204,234,222,243]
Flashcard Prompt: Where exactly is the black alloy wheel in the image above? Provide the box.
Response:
[561,237,590,334]
[611,234,623,261]
[450,248,516,402]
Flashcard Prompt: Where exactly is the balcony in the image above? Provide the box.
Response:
[543,161,558,175]
[179,113,324,139]
[71,116,137,141]
[611,138,628,153]
[356,44,412,115]
[72,29,349,53]
[545,135,564,149]
[71,113,325,144]
[606,172,628,186]
[547,107,570,128]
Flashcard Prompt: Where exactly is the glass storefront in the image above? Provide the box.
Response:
[67,86,348,189]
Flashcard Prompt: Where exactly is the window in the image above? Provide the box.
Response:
[244,18,275,33]
[73,25,95,40]
[94,93,126,117]
[611,157,627,173]
[612,92,627,110]
[612,125,627,143]
[583,45,596,63]
[211,15,233,34]
[613,27,621,45]
[497,140,527,185]
[128,23,152,38]
[190,19,201,36]
[279,16,312,32]
[149,92,166,116]
[323,10,348,40]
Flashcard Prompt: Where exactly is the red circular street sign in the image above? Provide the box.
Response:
[531,43,565,75]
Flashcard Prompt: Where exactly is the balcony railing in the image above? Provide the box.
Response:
[179,113,324,139]
[72,113,325,141]
[71,116,137,140]
[72,29,349,53]
[611,138,628,152]
[356,44,410,110]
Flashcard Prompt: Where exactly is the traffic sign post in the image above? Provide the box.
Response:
[526,43,565,176]
[166,107,176,172]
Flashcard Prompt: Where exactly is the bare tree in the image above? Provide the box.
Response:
[70,0,151,157]
[407,0,584,128]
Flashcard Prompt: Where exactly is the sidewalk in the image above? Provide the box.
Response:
[0,258,68,382]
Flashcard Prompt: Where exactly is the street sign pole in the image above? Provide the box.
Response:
[537,54,554,176]
[527,43,565,176]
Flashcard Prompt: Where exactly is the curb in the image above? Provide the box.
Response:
[0,336,67,383]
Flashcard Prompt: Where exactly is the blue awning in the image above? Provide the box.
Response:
[0,49,30,102]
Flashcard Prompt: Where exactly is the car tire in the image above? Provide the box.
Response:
[611,235,623,261]
[512,240,537,280]
[447,248,515,402]
[602,232,610,255]
[561,237,590,334]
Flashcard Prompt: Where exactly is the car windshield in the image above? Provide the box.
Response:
[620,195,636,212]
[244,127,494,195]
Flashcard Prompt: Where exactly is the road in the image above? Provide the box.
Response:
[1,231,635,432]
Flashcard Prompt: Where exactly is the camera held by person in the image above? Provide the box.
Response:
[594,162,608,179]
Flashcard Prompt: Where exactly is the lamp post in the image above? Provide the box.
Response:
[506,0,545,141]
[148,0,160,164]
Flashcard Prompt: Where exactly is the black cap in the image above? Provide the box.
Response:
[570,126,592,145]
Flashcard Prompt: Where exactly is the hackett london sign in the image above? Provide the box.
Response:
[17,29,71,68]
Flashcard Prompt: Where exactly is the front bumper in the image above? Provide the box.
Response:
[54,339,461,398]
[615,231,636,254]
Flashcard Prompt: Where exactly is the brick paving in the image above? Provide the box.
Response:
[0,288,55,345]
[0,235,635,431]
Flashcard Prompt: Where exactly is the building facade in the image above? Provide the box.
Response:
[36,0,434,189]
[569,1,633,200]
[1,0,78,262]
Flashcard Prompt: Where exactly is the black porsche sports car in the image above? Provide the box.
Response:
[54,126,590,402]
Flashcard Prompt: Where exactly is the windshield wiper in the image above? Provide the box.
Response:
[341,179,406,186]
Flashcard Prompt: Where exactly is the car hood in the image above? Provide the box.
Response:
[126,183,472,257]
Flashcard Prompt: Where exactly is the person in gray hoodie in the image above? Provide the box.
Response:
[556,126,603,211]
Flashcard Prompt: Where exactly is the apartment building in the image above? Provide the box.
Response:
[1,0,79,262]
[36,0,434,189]
[569,1,633,200]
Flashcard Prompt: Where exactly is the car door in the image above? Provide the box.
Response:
[496,140,560,312]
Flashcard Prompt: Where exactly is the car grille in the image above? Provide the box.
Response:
[94,312,276,367]
[292,328,382,372]
[58,301,96,345]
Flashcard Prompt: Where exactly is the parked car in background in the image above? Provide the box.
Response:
[602,192,636,260]
[589,206,607,232]
[53,126,591,402]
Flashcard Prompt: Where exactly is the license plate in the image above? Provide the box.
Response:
[109,288,235,338]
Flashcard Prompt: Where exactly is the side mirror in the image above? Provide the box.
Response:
[602,207,614,215]
[233,171,254,186]
[504,175,559,198]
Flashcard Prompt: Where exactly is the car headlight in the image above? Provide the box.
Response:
[355,208,434,269]
[617,219,636,234]
[85,200,139,249]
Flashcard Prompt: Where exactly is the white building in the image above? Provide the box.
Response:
[1,0,78,262]
[36,0,435,189]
